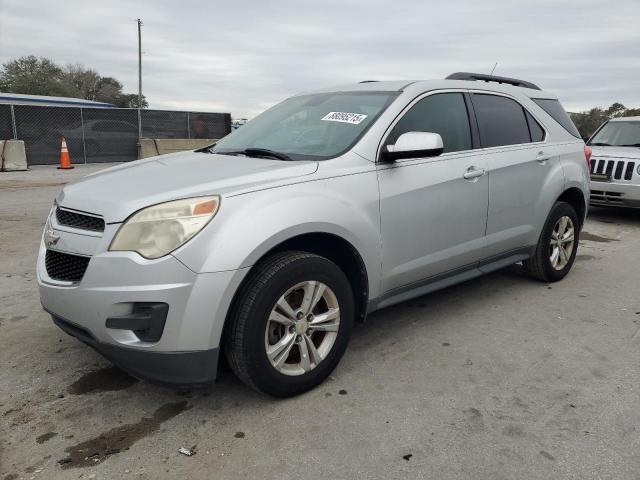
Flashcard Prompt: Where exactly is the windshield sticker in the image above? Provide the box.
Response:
[321,112,368,125]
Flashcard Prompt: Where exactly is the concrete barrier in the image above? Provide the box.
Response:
[0,140,28,171]
[138,138,217,159]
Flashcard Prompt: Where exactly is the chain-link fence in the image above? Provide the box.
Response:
[2,105,231,165]
[0,105,14,140]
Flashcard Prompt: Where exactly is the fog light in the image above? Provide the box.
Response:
[106,303,168,342]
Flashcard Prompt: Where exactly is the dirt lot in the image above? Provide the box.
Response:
[1,164,639,480]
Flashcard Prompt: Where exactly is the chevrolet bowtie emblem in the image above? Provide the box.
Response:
[44,228,60,248]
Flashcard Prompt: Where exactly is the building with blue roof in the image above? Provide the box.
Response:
[0,92,114,108]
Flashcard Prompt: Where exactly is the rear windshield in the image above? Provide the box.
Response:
[588,121,640,147]
[212,92,398,160]
[532,98,581,138]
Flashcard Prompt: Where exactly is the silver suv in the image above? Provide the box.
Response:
[587,116,640,208]
[38,73,590,396]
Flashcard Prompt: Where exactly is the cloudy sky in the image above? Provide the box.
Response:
[1,0,638,117]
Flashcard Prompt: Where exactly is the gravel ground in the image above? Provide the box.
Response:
[1,164,639,480]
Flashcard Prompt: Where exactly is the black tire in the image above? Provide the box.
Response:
[223,251,354,397]
[524,201,580,282]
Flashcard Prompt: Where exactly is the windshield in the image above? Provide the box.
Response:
[212,91,398,160]
[589,121,640,147]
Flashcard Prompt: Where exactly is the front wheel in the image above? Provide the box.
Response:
[524,201,580,282]
[224,251,354,397]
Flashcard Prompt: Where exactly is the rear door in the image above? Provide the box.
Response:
[377,92,489,293]
[470,93,563,260]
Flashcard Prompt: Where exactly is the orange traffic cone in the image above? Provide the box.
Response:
[58,136,74,169]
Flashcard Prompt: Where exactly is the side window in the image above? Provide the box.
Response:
[532,98,581,138]
[526,111,545,142]
[472,94,531,147]
[388,93,472,154]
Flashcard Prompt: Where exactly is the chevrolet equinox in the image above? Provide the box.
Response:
[38,73,590,396]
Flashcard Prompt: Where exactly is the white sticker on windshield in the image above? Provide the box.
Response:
[321,112,368,125]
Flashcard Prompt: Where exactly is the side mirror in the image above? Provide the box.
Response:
[382,132,444,161]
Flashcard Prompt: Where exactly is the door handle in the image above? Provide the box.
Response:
[463,166,486,180]
[536,151,552,163]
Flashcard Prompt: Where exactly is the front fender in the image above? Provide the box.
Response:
[172,171,382,297]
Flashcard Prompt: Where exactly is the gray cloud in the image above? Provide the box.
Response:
[1,0,638,117]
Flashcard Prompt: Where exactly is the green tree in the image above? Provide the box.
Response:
[115,93,148,108]
[0,55,148,108]
[0,55,70,96]
[60,64,101,100]
[93,76,124,104]
[604,102,626,118]
[570,103,640,139]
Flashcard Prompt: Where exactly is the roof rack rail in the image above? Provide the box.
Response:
[445,72,541,91]
[359,80,378,83]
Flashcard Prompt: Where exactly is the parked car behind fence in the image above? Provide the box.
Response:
[0,104,231,165]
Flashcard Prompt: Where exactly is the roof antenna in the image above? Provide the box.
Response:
[489,62,498,76]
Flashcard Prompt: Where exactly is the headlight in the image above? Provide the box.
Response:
[109,196,220,259]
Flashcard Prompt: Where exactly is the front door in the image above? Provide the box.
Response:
[377,92,489,293]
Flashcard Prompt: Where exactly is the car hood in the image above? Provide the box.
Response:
[591,146,640,160]
[57,151,318,223]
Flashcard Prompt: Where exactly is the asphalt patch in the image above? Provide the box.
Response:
[36,431,58,444]
[67,366,138,395]
[581,232,618,243]
[58,401,190,469]
[539,450,556,461]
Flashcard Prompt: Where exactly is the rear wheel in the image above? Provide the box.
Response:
[524,201,580,282]
[224,251,354,397]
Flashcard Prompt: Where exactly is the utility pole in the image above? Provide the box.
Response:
[137,18,143,108]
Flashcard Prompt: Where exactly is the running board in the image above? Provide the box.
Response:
[368,248,533,313]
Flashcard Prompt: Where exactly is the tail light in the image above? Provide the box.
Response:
[584,145,592,168]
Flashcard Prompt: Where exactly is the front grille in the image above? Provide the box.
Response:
[590,158,636,181]
[45,250,91,282]
[56,207,105,232]
[590,190,624,205]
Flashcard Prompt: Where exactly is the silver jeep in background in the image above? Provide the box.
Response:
[38,72,590,397]
[588,116,640,208]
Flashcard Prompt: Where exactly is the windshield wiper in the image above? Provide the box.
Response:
[213,148,293,161]
[195,144,217,154]
[590,142,611,146]
[242,148,293,161]
[620,143,640,147]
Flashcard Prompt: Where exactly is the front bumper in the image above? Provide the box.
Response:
[38,230,249,386]
[51,313,219,386]
[590,181,640,208]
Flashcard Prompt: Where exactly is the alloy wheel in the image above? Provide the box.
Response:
[549,215,575,270]
[264,281,340,376]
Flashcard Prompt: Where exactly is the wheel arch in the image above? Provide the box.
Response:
[224,232,370,346]
[557,187,587,228]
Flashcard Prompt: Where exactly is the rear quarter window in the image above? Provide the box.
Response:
[532,98,581,138]
[526,111,545,142]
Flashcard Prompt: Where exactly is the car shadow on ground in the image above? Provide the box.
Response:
[60,263,535,402]
[36,260,579,469]
[215,264,539,399]
[587,206,640,226]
